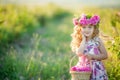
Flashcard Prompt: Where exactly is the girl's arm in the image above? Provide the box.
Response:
[92,38,108,60]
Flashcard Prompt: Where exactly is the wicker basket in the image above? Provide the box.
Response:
[69,55,92,80]
[70,71,91,80]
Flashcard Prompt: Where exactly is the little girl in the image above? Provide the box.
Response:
[70,14,108,80]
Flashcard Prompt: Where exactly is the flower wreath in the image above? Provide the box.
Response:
[73,14,100,26]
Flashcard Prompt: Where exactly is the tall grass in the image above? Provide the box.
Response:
[0,20,72,80]
[0,4,120,80]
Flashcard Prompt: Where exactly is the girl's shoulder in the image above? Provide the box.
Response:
[93,37,102,46]
[87,37,103,47]
[94,36,101,41]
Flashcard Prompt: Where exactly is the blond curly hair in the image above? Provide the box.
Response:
[70,25,99,52]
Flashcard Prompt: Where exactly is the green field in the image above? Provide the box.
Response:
[0,4,120,80]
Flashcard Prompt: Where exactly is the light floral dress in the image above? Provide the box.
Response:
[72,37,108,80]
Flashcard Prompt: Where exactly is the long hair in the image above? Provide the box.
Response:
[70,25,99,52]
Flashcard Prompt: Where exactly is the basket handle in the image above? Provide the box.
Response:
[70,54,77,69]
[70,54,93,69]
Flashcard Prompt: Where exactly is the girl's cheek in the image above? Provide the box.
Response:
[81,28,85,32]
[81,30,84,34]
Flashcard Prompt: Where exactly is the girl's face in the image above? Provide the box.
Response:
[81,25,94,37]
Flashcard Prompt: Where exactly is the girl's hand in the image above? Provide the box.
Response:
[76,32,86,56]
[81,32,86,41]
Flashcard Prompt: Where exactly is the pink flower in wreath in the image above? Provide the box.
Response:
[90,15,100,25]
[73,18,79,25]
[72,14,100,26]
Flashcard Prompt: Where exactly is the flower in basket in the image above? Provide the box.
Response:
[70,66,91,72]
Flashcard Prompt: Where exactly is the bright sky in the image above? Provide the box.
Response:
[1,0,120,8]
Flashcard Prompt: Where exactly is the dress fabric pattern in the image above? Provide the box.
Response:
[76,38,108,80]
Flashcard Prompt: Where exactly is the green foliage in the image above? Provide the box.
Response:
[108,37,120,59]
[0,4,70,54]
[104,37,120,80]
[0,5,38,54]
[0,4,120,80]
[0,4,71,80]
[86,14,92,19]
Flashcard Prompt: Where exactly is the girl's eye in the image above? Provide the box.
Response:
[82,27,86,29]
[88,26,92,28]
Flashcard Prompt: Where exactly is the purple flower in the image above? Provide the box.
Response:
[87,46,92,51]
[94,48,99,54]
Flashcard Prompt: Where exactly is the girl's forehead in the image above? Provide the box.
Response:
[82,25,94,27]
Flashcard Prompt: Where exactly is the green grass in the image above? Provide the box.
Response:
[0,14,73,80]
[0,5,120,80]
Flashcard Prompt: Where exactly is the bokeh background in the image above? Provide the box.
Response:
[0,0,120,80]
